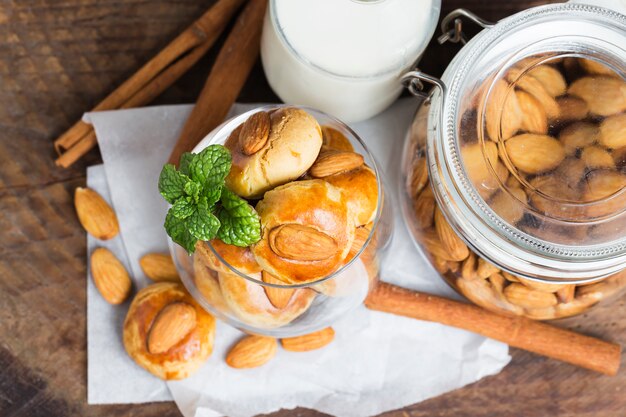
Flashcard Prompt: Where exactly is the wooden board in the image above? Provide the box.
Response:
[1,1,624,416]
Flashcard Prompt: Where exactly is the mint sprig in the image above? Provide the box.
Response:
[217,188,262,247]
[158,145,261,254]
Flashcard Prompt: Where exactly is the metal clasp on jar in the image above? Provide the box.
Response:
[401,9,495,101]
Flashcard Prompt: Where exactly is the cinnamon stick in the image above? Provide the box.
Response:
[53,0,246,167]
[366,282,621,375]
[168,0,268,165]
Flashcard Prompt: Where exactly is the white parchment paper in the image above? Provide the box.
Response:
[84,99,510,416]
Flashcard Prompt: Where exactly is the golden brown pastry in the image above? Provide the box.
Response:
[193,252,228,312]
[123,282,215,380]
[314,224,379,296]
[321,125,354,152]
[325,165,378,226]
[252,179,355,284]
[195,240,262,275]
[225,107,323,198]
[218,270,316,328]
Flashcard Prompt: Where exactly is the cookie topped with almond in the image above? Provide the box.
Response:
[158,106,381,332]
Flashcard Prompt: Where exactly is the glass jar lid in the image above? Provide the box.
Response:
[428,4,626,282]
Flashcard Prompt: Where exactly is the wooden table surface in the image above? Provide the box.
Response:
[1,0,625,416]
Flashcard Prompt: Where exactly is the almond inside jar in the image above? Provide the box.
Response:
[468,55,626,241]
[406,54,626,320]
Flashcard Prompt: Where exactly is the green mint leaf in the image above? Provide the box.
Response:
[164,209,197,254]
[216,188,261,247]
[170,197,195,219]
[202,185,223,208]
[188,207,221,241]
[184,181,201,202]
[189,145,232,187]
[158,164,190,204]
[179,152,196,176]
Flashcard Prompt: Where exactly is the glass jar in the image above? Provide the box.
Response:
[401,4,626,320]
[171,105,393,337]
[260,0,441,123]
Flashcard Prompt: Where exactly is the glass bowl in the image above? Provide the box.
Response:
[170,105,393,337]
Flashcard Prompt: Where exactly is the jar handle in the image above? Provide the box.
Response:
[438,9,495,45]
[400,70,446,102]
[401,9,494,104]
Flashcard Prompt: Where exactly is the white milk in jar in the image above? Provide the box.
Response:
[260,0,441,122]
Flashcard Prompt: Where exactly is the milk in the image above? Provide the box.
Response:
[261,0,440,123]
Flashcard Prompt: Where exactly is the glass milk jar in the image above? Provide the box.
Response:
[260,0,441,123]
[401,4,626,320]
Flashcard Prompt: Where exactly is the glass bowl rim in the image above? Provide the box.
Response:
[182,104,384,289]
[268,0,442,80]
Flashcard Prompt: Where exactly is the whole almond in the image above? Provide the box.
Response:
[321,126,354,152]
[577,270,626,302]
[226,335,277,369]
[524,306,557,320]
[309,150,364,178]
[489,272,506,293]
[503,283,558,308]
[462,141,500,189]
[580,146,615,169]
[529,175,581,219]
[556,96,589,122]
[505,134,565,174]
[140,253,180,282]
[485,79,523,141]
[433,255,451,274]
[598,113,626,149]
[579,58,616,76]
[506,68,559,118]
[147,302,197,354]
[556,285,576,303]
[568,76,626,116]
[517,276,565,293]
[75,187,120,240]
[239,111,270,155]
[423,229,469,262]
[434,207,469,262]
[457,275,524,316]
[502,271,520,283]
[614,146,626,167]
[90,247,132,304]
[527,65,567,97]
[558,122,599,156]
[461,252,479,281]
[476,257,500,279]
[582,171,626,217]
[413,184,435,229]
[409,157,429,198]
[269,224,338,261]
[281,327,335,352]
[516,90,548,134]
[555,158,587,189]
[582,171,626,200]
[489,187,527,224]
[262,271,295,309]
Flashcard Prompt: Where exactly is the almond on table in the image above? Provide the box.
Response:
[226,335,277,369]
[75,187,119,240]
[281,327,335,352]
[140,253,180,282]
[90,247,132,304]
